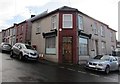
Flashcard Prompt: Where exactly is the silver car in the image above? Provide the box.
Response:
[85,55,120,74]
[10,43,39,61]
[0,42,12,53]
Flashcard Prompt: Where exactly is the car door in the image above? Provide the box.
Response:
[12,44,18,55]
[16,44,22,55]
[110,57,118,70]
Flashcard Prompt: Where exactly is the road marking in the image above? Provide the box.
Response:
[67,68,76,71]
[103,77,116,81]
[78,70,86,74]
[89,73,100,77]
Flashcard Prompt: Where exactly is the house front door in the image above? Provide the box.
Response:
[62,37,73,63]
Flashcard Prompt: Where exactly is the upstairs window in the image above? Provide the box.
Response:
[78,15,83,30]
[100,25,105,37]
[36,22,41,34]
[51,15,57,29]
[63,14,73,28]
[110,31,114,42]
[93,22,98,35]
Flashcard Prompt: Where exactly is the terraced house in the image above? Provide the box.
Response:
[31,6,116,64]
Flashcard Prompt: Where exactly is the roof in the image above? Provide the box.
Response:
[108,27,117,32]
[26,6,116,32]
[31,6,107,25]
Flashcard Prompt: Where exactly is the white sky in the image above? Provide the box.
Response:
[0,0,119,39]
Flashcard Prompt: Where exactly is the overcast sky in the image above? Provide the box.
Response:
[0,0,119,38]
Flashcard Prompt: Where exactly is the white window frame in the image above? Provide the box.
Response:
[63,14,73,28]
[45,37,56,54]
[36,22,41,34]
[51,15,57,29]
[79,37,88,55]
[93,22,98,35]
[101,41,106,54]
[110,31,114,42]
[100,25,105,37]
[78,15,83,30]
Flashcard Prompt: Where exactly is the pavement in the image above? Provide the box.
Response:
[39,59,87,71]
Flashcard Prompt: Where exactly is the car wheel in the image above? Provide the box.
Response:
[105,66,110,74]
[19,53,23,61]
[10,51,14,58]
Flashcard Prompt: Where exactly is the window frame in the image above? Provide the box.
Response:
[101,41,106,54]
[93,22,98,35]
[79,37,89,56]
[63,14,73,28]
[51,15,57,30]
[36,22,41,34]
[100,25,105,37]
[45,36,56,55]
[78,15,84,30]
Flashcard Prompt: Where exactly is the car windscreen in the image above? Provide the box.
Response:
[25,45,34,50]
[93,55,103,59]
[94,55,110,61]
[3,44,11,47]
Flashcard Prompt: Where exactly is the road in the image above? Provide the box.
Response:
[1,52,119,83]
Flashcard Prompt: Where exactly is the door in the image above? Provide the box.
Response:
[62,37,73,63]
[95,40,98,55]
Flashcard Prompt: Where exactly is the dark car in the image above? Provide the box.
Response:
[0,42,12,53]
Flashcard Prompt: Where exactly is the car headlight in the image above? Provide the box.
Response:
[24,50,29,54]
[98,64,103,66]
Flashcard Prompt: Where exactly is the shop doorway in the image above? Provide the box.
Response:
[62,37,73,63]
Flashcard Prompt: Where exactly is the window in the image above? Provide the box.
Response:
[101,41,106,54]
[46,37,56,54]
[36,23,41,34]
[93,22,98,35]
[78,15,83,30]
[100,25,105,37]
[110,31,114,42]
[63,14,73,28]
[51,15,57,29]
[79,37,88,55]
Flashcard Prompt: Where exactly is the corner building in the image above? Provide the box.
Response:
[31,6,116,64]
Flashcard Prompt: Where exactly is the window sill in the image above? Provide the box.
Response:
[36,32,41,35]
[45,53,56,55]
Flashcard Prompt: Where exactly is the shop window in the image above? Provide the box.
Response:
[45,37,56,54]
[63,14,73,28]
[79,37,88,55]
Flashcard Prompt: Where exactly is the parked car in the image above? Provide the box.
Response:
[10,43,39,61]
[85,55,120,74]
[0,42,12,53]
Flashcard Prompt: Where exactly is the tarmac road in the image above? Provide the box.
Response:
[1,52,119,84]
